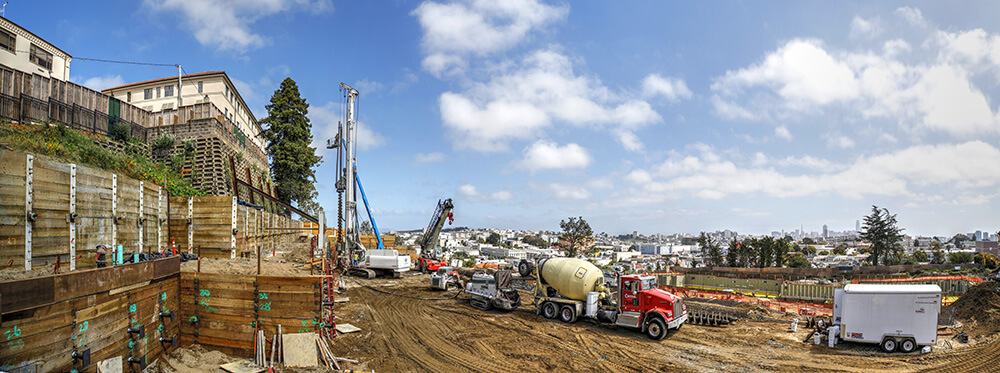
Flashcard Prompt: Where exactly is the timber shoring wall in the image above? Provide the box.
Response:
[178,272,322,357]
[0,149,304,269]
[0,256,181,372]
[166,196,302,259]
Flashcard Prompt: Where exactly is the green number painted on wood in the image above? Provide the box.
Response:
[260,302,271,311]
[4,326,21,340]
[199,289,210,297]
[78,321,89,332]
[259,292,268,300]
[129,304,137,313]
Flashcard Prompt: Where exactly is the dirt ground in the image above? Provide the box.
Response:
[180,239,318,276]
[325,273,1000,373]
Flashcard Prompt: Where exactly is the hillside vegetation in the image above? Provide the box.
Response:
[0,121,205,196]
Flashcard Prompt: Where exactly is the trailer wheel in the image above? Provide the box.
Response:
[646,318,666,340]
[899,338,916,353]
[541,302,558,319]
[559,305,577,323]
[880,337,897,353]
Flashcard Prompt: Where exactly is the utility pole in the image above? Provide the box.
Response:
[177,64,182,109]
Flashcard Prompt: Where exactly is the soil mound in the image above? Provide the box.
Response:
[943,281,1000,338]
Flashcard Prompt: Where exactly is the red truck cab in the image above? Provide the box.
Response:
[417,255,447,273]
[617,275,687,340]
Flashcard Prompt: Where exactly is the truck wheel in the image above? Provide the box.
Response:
[518,261,533,277]
[899,338,916,353]
[880,337,897,353]
[541,302,558,319]
[646,318,666,340]
[559,305,577,323]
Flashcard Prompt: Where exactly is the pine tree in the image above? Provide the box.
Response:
[860,205,905,266]
[261,78,321,212]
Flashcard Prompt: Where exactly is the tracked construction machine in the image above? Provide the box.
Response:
[416,198,454,273]
[466,270,521,310]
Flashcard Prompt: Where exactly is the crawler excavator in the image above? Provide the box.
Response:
[416,198,454,273]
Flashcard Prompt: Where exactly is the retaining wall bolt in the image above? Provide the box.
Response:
[160,310,174,320]
[159,336,174,346]
[26,211,37,222]
[127,357,142,365]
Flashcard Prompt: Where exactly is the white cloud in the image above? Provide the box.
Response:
[624,141,1000,202]
[309,101,387,153]
[712,39,860,107]
[711,24,1000,138]
[354,79,384,94]
[80,75,125,91]
[391,69,420,94]
[414,152,445,164]
[849,15,882,39]
[895,6,927,28]
[641,73,692,101]
[440,49,661,151]
[144,0,332,52]
[412,0,568,77]
[544,183,590,200]
[776,155,839,171]
[774,126,793,141]
[458,184,512,202]
[826,135,855,149]
[617,131,644,152]
[518,140,591,172]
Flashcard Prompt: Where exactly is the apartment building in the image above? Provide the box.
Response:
[0,16,71,81]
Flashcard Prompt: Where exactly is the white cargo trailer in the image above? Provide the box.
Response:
[832,284,942,353]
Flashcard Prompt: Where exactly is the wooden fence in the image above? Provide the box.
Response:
[0,256,181,372]
[178,272,322,357]
[0,150,304,272]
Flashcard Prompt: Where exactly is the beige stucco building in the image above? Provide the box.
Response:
[103,71,264,153]
[0,16,71,81]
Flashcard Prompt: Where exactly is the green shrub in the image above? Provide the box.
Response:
[152,134,175,151]
[109,121,130,142]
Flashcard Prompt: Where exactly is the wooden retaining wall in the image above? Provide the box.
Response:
[0,150,167,271]
[0,256,181,372]
[166,196,302,259]
[0,149,304,269]
[178,272,322,357]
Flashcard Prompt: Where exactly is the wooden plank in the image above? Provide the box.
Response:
[0,276,55,314]
[153,256,180,279]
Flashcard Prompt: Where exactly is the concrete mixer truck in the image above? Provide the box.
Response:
[530,257,687,340]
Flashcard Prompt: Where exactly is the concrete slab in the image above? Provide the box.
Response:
[282,332,319,367]
[336,323,361,334]
[96,356,122,373]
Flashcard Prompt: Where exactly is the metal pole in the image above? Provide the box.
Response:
[339,83,357,243]
[177,65,182,110]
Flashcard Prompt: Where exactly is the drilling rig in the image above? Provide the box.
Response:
[327,83,409,278]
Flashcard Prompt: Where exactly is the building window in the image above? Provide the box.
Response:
[225,86,229,98]
[164,85,174,97]
[225,108,228,117]
[197,81,203,93]
[29,44,53,70]
[144,88,153,100]
[156,87,161,98]
[0,29,15,53]
[127,92,131,102]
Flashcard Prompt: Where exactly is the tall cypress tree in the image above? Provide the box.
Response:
[261,78,321,212]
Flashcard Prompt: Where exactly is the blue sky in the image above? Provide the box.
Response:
[14,1,1000,236]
